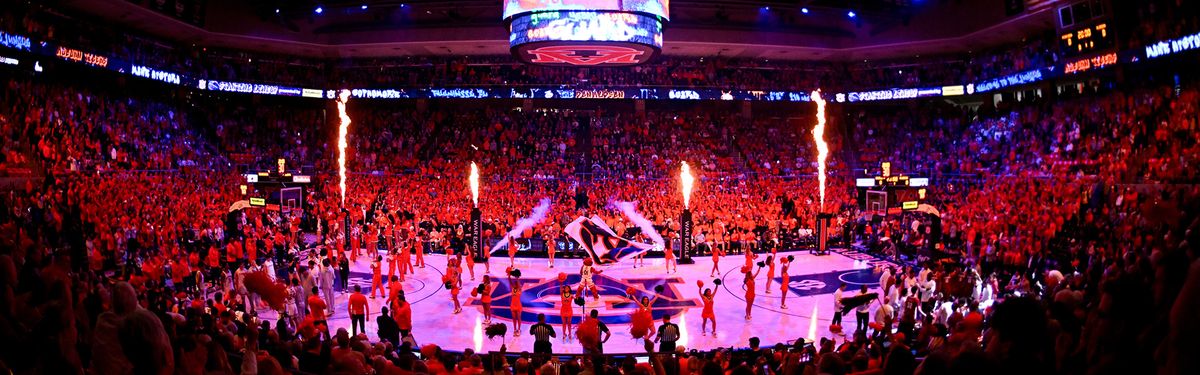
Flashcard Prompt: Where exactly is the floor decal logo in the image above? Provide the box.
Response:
[471,273,699,325]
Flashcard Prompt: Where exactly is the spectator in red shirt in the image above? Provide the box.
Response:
[308,287,328,324]
[391,290,413,339]
[348,285,370,336]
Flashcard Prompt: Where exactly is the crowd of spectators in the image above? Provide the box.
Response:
[0,4,1199,371]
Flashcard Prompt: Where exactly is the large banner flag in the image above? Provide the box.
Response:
[565,216,655,264]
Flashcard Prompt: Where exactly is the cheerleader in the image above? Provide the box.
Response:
[414,229,426,269]
[663,243,677,273]
[559,285,575,338]
[710,243,725,277]
[479,275,495,323]
[465,247,477,280]
[507,234,518,267]
[698,283,716,337]
[509,270,524,336]
[743,265,762,320]
[631,234,647,268]
[743,244,757,269]
[386,249,398,284]
[629,293,658,340]
[448,258,462,313]
[547,234,556,269]
[400,239,414,278]
[764,252,777,294]
[779,256,792,309]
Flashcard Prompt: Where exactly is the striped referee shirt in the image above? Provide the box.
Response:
[530,323,556,342]
[657,323,680,342]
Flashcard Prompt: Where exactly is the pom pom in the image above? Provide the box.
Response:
[626,287,636,296]
[484,323,508,339]
[757,261,766,268]
[558,272,568,282]
[654,285,664,294]
[741,265,751,273]
[476,284,486,294]
[868,322,883,331]
[444,281,453,290]
[470,288,478,297]
[787,255,795,262]
[697,280,704,288]
[629,309,654,339]
[573,297,585,306]
[577,319,600,351]
[713,279,722,286]
[243,271,288,311]
[510,268,522,278]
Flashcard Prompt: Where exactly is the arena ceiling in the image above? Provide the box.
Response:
[56,0,1063,60]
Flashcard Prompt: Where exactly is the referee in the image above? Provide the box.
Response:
[655,314,680,352]
[530,313,557,354]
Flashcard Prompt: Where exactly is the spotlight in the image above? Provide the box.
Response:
[847,11,856,18]
[274,8,280,14]
[361,5,367,10]
[763,6,770,11]
[315,6,323,14]
[801,8,810,14]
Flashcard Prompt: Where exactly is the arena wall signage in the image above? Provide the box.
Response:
[10,25,1200,103]
[0,31,31,51]
[131,65,182,85]
[1063,52,1118,74]
[972,66,1057,93]
[1144,30,1200,59]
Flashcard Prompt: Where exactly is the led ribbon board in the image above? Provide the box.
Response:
[508,9,663,66]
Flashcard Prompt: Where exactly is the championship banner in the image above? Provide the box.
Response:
[564,216,654,264]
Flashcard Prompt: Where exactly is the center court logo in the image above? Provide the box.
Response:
[472,273,699,325]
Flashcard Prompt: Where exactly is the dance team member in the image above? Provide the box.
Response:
[743,265,761,320]
[710,244,724,277]
[663,243,677,273]
[559,285,575,339]
[508,268,524,336]
[479,275,495,323]
[370,255,384,298]
[780,256,791,309]
[448,258,463,314]
[764,250,777,294]
[698,282,716,337]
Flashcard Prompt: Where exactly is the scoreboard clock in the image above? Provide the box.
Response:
[1060,23,1113,58]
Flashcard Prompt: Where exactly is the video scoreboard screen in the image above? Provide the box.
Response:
[506,1,666,66]
[503,0,669,21]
